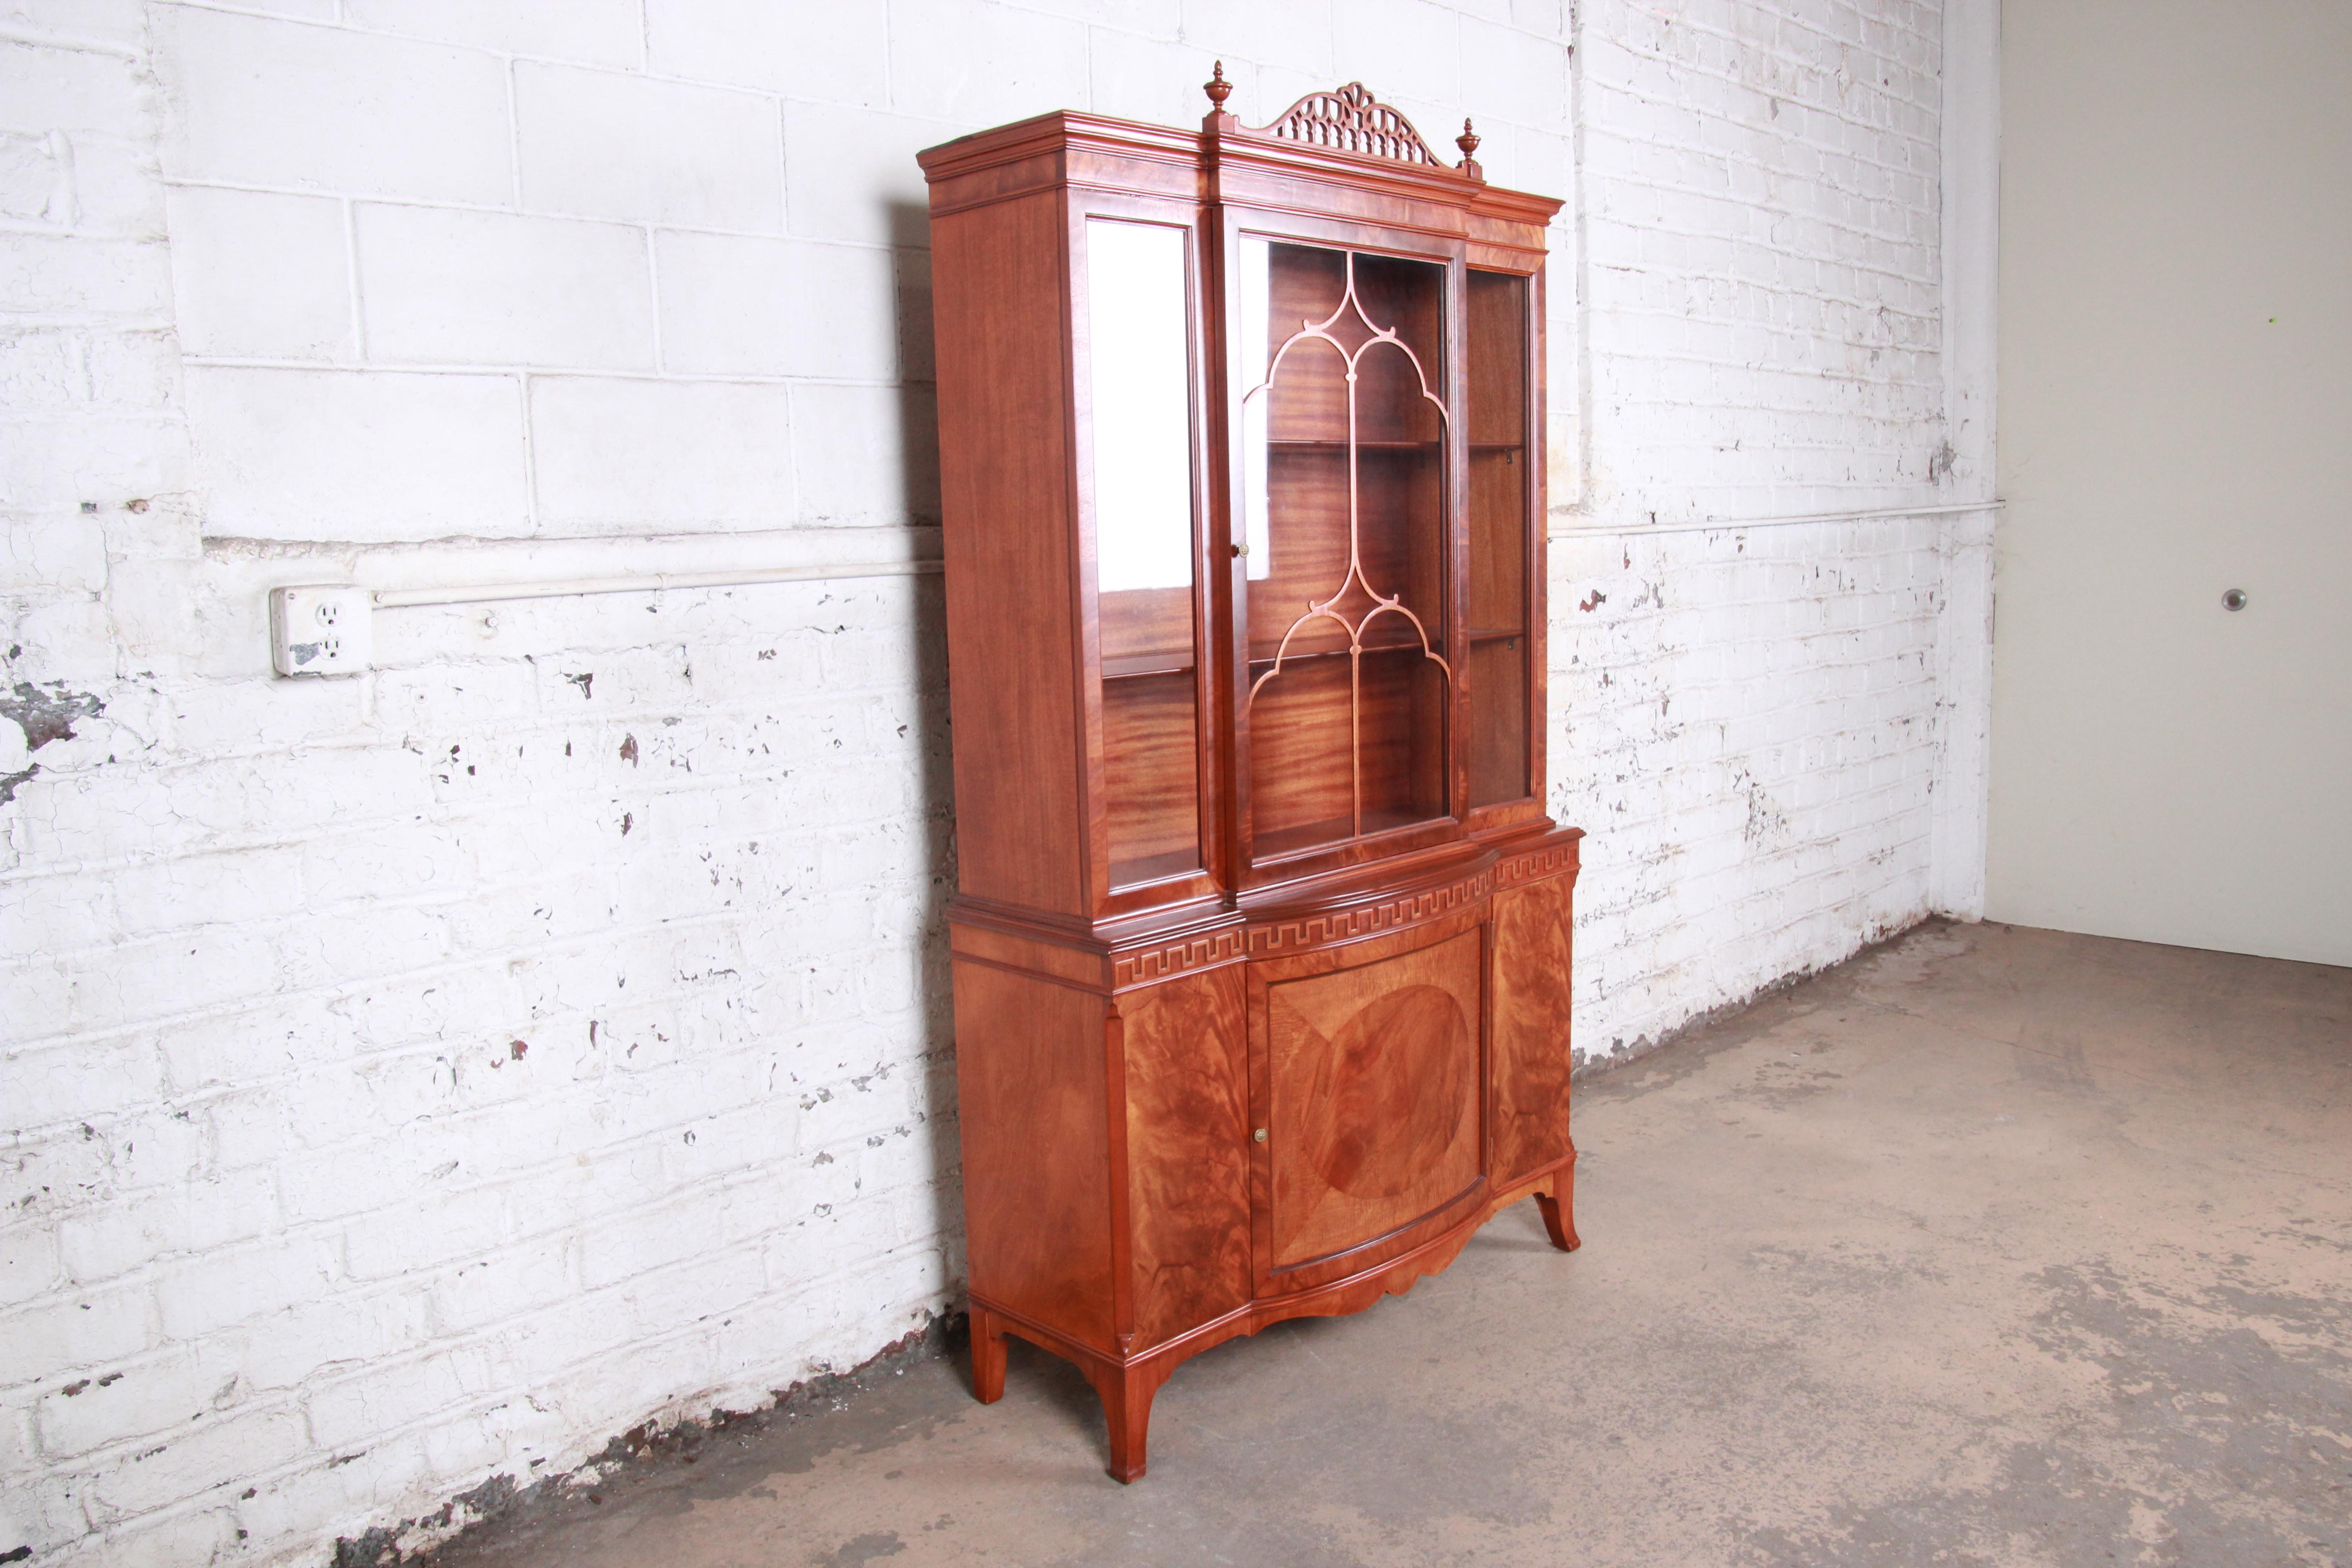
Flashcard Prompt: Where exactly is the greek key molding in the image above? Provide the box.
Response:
[1248,867,1492,957]
[1494,843,1578,888]
[1111,928,1247,990]
[1108,863,1508,986]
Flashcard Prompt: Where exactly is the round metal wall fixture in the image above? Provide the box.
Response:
[2222,588,2249,611]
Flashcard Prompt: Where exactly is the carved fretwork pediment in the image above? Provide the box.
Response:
[1258,82,1441,167]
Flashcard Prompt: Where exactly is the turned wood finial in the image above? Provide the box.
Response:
[1457,118,1480,161]
[1205,61,1233,111]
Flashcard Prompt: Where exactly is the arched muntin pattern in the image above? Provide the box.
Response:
[1244,250,1451,844]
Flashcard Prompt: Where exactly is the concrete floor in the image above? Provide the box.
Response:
[433,921,2352,1568]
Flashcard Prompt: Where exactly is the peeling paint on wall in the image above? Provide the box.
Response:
[0,681,103,804]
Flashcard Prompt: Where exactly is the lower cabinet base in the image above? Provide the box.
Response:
[968,1154,1579,1481]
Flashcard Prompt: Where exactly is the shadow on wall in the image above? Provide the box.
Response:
[893,194,945,532]
[888,191,968,1289]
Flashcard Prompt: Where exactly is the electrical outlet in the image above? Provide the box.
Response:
[269,585,373,676]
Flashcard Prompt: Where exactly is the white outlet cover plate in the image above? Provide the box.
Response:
[269,585,373,676]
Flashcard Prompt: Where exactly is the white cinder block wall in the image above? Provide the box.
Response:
[0,1,1993,1563]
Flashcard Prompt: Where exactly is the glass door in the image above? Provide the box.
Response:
[1235,236,1453,867]
[1084,217,1204,892]
[1465,268,1534,809]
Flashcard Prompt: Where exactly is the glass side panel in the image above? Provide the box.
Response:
[1238,239,1450,863]
[1466,269,1532,808]
[1085,218,1200,887]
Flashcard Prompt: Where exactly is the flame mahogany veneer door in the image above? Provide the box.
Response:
[1257,923,1486,1289]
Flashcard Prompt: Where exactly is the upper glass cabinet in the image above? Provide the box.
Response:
[1084,218,1204,891]
[917,80,1564,923]
[1236,238,1451,864]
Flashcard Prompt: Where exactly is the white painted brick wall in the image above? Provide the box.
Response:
[1556,0,1986,1058]
[1553,516,1953,1057]
[0,1,1987,1563]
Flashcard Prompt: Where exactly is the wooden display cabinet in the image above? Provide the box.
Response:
[920,73,1582,1481]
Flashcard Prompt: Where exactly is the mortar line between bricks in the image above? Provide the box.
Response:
[27,1333,681,1506]
[173,354,916,389]
[0,794,927,892]
[1566,802,1937,845]
[0,905,788,1062]
[1597,1,1939,57]
[1582,371,1945,407]
[1590,292,1940,333]
[17,1036,950,1220]
[1591,323,1941,362]
[1564,641,1940,671]
[0,212,162,242]
[1605,212,1936,254]
[1592,393,1946,416]
[1583,91,1941,158]
[9,1091,954,1320]
[36,998,951,1133]
[144,0,972,122]
[1591,33,1944,97]
[0,323,177,347]
[9,1120,925,1326]
[22,1245,958,1514]
[1589,263,1939,308]
[1568,728,1939,757]
[1570,826,1935,861]
[1585,197,1947,263]
[1581,88,1940,157]
[153,178,933,256]
[0,21,142,55]
[1587,363,1946,393]
[0,721,934,881]
[1580,829,1934,873]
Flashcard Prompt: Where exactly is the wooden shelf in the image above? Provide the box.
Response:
[1246,637,1441,669]
[1267,438,1441,452]
[1468,626,1525,643]
[1270,439,1449,451]
[1254,804,1440,861]
[1102,655,1196,681]
[1264,438,1518,454]
[1109,846,1200,887]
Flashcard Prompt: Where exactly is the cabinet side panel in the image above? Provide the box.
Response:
[953,960,1115,1351]
[1121,964,1251,1349]
[933,193,1087,915]
[1490,873,1575,1184]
